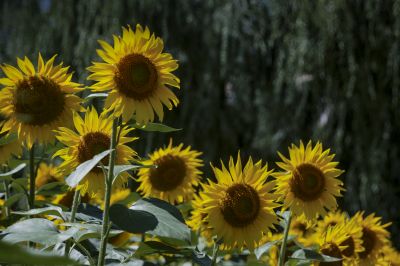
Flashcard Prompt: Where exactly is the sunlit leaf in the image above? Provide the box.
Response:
[132,122,181,132]
[13,206,66,221]
[0,163,26,181]
[66,149,112,188]
[289,248,342,262]
[85,93,108,99]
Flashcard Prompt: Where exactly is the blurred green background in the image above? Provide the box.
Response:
[1,0,399,247]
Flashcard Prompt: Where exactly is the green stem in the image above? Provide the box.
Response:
[28,144,35,209]
[64,189,81,256]
[278,211,292,266]
[3,180,10,217]
[211,241,220,266]
[70,239,96,266]
[97,118,118,266]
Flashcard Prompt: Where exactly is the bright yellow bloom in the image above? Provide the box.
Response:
[189,153,279,250]
[354,212,391,264]
[314,224,349,266]
[137,141,203,203]
[0,54,82,147]
[35,163,63,189]
[290,214,315,246]
[87,24,180,124]
[54,108,137,197]
[274,140,345,220]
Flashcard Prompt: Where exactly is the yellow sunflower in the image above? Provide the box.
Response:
[354,212,391,263]
[274,140,345,220]
[190,153,279,250]
[137,141,203,203]
[381,245,400,266]
[35,163,63,189]
[314,224,349,266]
[0,131,22,165]
[54,108,137,197]
[0,54,83,147]
[290,214,315,246]
[87,24,180,124]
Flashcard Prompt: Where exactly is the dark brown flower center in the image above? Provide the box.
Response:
[149,155,186,191]
[220,183,260,228]
[359,227,377,259]
[114,54,158,100]
[292,222,307,235]
[77,132,110,173]
[14,76,65,126]
[320,243,343,266]
[341,236,355,257]
[290,163,325,201]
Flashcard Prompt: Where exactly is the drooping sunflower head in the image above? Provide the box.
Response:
[274,140,345,220]
[0,54,83,147]
[54,108,138,197]
[87,24,180,124]
[137,141,203,204]
[290,214,316,246]
[35,163,63,189]
[191,153,279,250]
[354,212,391,262]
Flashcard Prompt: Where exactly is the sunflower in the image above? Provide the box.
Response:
[290,214,315,246]
[0,131,22,165]
[87,24,180,124]
[0,54,83,147]
[381,245,400,266]
[314,224,349,266]
[274,140,345,220]
[137,141,203,203]
[35,163,63,189]
[54,108,137,197]
[190,153,279,250]
[354,212,391,263]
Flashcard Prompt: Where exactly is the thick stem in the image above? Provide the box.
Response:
[97,119,118,266]
[65,189,81,256]
[211,241,220,266]
[28,144,35,209]
[3,180,10,217]
[278,211,292,266]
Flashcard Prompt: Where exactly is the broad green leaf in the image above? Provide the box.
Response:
[0,163,26,181]
[4,193,25,207]
[66,149,112,188]
[0,133,17,146]
[290,248,342,262]
[13,206,66,221]
[85,92,108,99]
[134,241,192,257]
[132,122,181,132]
[36,182,68,196]
[3,218,78,246]
[143,198,185,223]
[254,235,296,260]
[104,164,155,182]
[62,222,122,242]
[110,199,191,241]
[0,241,78,265]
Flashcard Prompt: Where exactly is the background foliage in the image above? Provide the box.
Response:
[1,0,399,247]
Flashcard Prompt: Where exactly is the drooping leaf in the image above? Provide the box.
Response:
[66,149,112,188]
[289,248,342,262]
[110,199,191,241]
[109,204,158,234]
[0,241,78,265]
[4,193,25,207]
[0,163,26,181]
[3,218,78,246]
[13,206,66,221]
[85,93,108,99]
[106,164,155,181]
[132,122,181,133]
[143,198,185,223]
[254,235,296,260]
[36,182,68,196]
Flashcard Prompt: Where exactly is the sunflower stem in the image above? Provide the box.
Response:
[28,144,35,209]
[3,180,10,218]
[211,240,220,266]
[97,118,118,266]
[65,189,81,256]
[278,211,292,266]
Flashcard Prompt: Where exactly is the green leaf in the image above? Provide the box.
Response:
[66,149,112,188]
[0,241,78,265]
[132,122,182,132]
[4,193,25,207]
[62,222,122,242]
[0,163,26,181]
[36,182,68,196]
[13,206,66,221]
[0,132,17,146]
[106,164,155,180]
[85,93,108,99]
[289,248,342,262]
[3,218,78,246]
[110,199,191,241]
[134,241,192,257]
[254,235,296,260]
